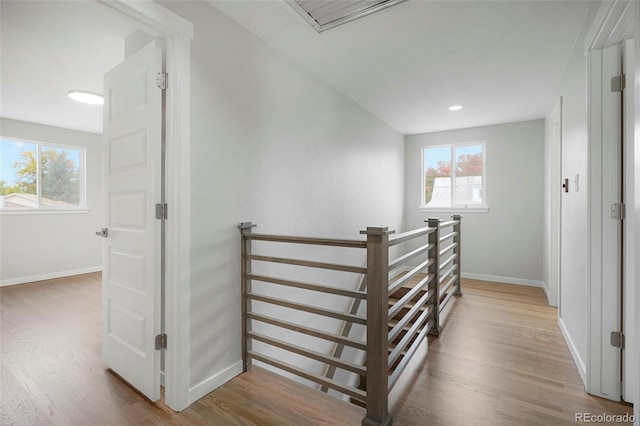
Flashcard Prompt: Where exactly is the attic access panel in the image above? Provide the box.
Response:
[287,0,408,32]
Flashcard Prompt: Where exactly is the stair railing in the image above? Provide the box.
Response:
[239,222,368,403]
[239,217,462,426]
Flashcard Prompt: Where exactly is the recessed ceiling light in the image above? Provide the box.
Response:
[68,90,104,105]
[448,105,463,111]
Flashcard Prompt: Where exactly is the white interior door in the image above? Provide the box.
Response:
[600,44,622,399]
[100,41,163,401]
[588,44,622,400]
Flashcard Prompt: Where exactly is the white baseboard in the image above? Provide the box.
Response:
[189,360,243,404]
[0,266,102,287]
[461,272,544,288]
[558,317,587,387]
[542,281,551,302]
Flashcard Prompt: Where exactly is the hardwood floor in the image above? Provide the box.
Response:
[0,274,633,425]
[389,279,633,425]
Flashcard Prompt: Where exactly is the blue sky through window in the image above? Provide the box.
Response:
[1,139,36,185]
[423,146,450,171]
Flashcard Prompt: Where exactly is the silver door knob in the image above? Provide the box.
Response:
[95,228,108,238]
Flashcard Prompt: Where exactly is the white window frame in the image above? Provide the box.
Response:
[420,141,488,213]
[0,136,87,214]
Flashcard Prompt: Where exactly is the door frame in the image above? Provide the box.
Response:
[94,0,193,411]
[548,97,562,309]
[584,0,637,403]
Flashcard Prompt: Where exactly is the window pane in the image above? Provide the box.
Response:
[41,146,81,207]
[0,139,38,208]
[454,144,483,205]
[424,146,451,207]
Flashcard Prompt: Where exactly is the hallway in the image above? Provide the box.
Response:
[0,274,632,425]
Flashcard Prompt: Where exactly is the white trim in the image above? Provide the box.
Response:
[0,266,102,287]
[0,209,90,215]
[622,37,637,405]
[419,206,488,214]
[584,0,636,52]
[461,272,543,288]
[0,136,88,211]
[547,96,562,309]
[421,141,487,210]
[189,361,243,404]
[559,317,587,387]
[542,281,551,304]
[584,0,637,402]
[93,0,193,411]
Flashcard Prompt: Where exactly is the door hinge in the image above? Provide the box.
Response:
[155,203,168,220]
[611,74,625,92]
[155,333,167,350]
[610,202,625,220]
[611,331,625,349]
[156,72,168,90]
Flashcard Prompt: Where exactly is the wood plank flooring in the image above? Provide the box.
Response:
[0,273,633,425]
[389,279,633,425]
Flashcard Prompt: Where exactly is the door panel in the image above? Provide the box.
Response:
[101,41,162,401]
[600,44,622,399]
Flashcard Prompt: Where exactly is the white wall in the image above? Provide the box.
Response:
[160,1,405,401]
[0,118,102,285]
[404,120,544,286]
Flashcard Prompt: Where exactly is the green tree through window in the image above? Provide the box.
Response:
[0,138,83,209]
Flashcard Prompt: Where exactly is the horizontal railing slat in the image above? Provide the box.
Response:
[388,274,430,318]
[439,231,458,243]
[248,312,367,351]
[388,321,430,392]
[388,259,432,296]
[438,265,455,285]
[388,243,433,271]
[248,331,366,375]
[388,307,429,369]
[438,253,458,271]
[248,293,367,325]
[244,233,367,248]
[388,291,431,343]
[439,242,458,257]
[439,220,459,229]
[439,288,456,312]
[248,274,366,299]
[388,226,435,247]
[439,274,456,298]
[248,351,367,401]
[248,254,366,274]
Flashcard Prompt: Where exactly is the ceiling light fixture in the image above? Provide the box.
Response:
[448,105,463,111]
[68,90,104,105]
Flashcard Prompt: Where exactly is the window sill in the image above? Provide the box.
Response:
[419,206,489,214]
[0,209,90,216]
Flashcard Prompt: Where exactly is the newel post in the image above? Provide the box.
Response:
[426,218,442,336]
[239,222,256,372]
[452,215,463,296]
[360,226,393,426]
